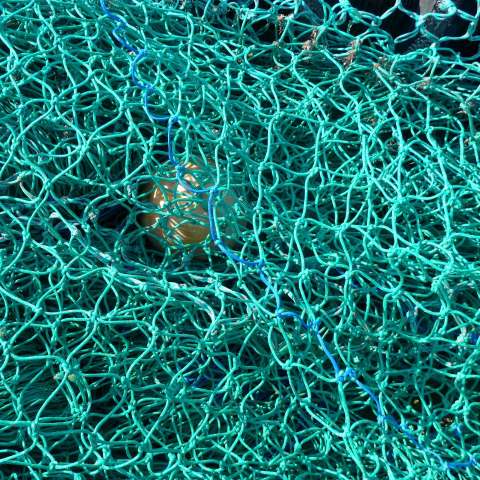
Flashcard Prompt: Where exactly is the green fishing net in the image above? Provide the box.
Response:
[1,0,480,478]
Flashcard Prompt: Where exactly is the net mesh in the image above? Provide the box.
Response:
[1,0,480,478]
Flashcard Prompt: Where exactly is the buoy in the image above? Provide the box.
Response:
[140,163,237,249]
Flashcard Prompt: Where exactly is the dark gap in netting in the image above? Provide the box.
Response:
[419,375,452,407]
[350,291,382,323]
[141,130,167,158]
[453,235,480,263]
[219,274,242,291]
[73,281,115,313]
[236,340,273,371]
[129,359,165,388]
[464,378,480,403]
[451,284,480,309]
[105,320,144,340]
[89,383,120,420]
[44,224,68,245]
[111,329,151,357]
[256,229,274,246]
[183,362,225,390]
[0,36,12,56]
[94,110,128,136]
[49,11,90,29]
[139,450,169,467]
[41,293,65,318]
[416,310,441,337]
[22,381,70,420]
[246,48,277,71]
[106,50,134,77]
[423,0,480,59]
[22,56,50,83]
[138,234,169,260]
[337,1,420,53]
[9,324,51,355]
[35,430,83,459]
[250,377,285,403]
[95,203,131,230]
[429,354,459,386]
[62,44,96,68]
[107,445,134,463]
[73,85,99,112]
[22,221,47,245]
[276,286,302,313]
[0,465,49,479]
[249,16,277,46]
[349,395,381,425]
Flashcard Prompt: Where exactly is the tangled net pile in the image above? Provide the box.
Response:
[1,0,480,478]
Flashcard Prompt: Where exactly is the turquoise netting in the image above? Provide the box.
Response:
[1,0,480,478]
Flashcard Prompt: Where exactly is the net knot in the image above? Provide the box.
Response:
[336,368,356,383]
[176,164,187,177]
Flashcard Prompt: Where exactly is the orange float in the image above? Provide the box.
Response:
[139,163,236,249]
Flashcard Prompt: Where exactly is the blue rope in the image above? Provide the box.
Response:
[99,1,476,471]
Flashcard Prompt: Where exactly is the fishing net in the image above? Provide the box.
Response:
[1,0,480,478]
